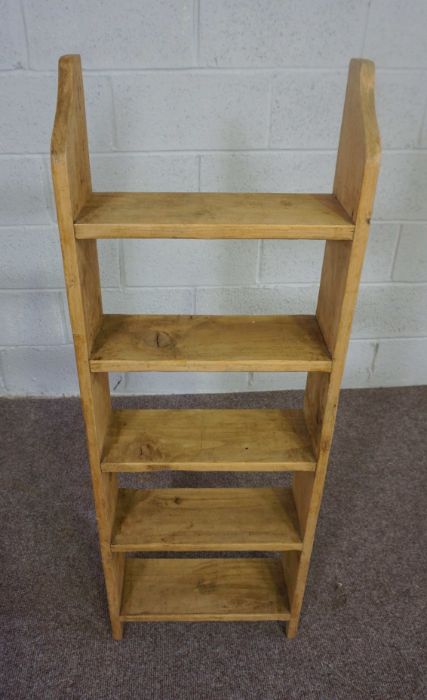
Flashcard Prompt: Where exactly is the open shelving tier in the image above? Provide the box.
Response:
[51,55,380,640]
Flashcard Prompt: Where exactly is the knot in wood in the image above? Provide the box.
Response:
[144,329,173,348]
[155,331,172,348]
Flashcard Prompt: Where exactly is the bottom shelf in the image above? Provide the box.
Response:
[120,558,290,622]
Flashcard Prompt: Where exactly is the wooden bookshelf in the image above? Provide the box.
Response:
[51,55,380,640]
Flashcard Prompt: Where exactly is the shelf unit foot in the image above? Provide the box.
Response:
[285,619,299,639]
[111,620,124,641]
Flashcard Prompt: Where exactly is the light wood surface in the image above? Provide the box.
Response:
[74,192,354,240]
[288,59,381,638]
[111,487,302,551]
[51,55,91,220]
[102,408,316,472]
[90,314,332,373]
[51,55,123,640]
[281,551,301,614]
[333,61,380,222]
[120,558,290,621]
[291,472,315,539]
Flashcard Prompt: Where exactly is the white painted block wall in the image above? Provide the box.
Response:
[0,0,426,396]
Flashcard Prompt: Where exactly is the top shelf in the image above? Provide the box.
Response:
[74,192,354,240]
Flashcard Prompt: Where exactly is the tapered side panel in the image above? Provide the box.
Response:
[333,60,381,222]
[51,55,123,639]
[51,54,92,219]
[310,60,381,453]
[289,59,381,637]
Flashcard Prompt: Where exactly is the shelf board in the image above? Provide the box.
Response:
[111,487,303,552]
[90,314,332,373]
[120,558,290,621]
[102,408,316,472]
[74,192,354,240]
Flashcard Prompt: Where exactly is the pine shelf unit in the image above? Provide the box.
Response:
[51,55,380,640]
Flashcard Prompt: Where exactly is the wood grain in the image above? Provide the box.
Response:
[102,408,316,472]
[111,487,303,551]
[281,551,301,614]
[74,192,354,240]
[333,61,381,222]
[90,315,332,373]
[289,59,381,638]
[51,55,91,220]
[120,558,290,621]
[51,55,123,640]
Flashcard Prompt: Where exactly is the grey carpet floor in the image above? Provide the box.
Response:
[0,387,426,700]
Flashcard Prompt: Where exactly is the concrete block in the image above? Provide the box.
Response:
[259,240,324,284]
[0,227,119,289]
[362,223,399,282]
[91,154,199,192]
[354,284,427,338]
[123,240,258,287]
[393,225,427,282]
[195,285,318,314]
[270,72,344,148]
[420,113,427,147]
[364,0,427,67]
[342,340,378,388]
[97,240,121,288]
[0,292,67,345]
[123,372,250,395]
[0,227,63,288]
[0,157,50,225]
[200,152,335,193]
[113,73,270,150]
[0,345,78,395]
[374,153,427,220]
[376,71,427,148]
[247,372,306,391]
[109,373,127,395]
[0,73,113,153]
[199,0,368,67]
[24,0,194,69]
[370,337,427,386]
[0,0,27,69]
[102,288,194,314]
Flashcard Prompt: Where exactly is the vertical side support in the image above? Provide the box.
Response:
[288,60,381,637]
[51,55,124,640]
